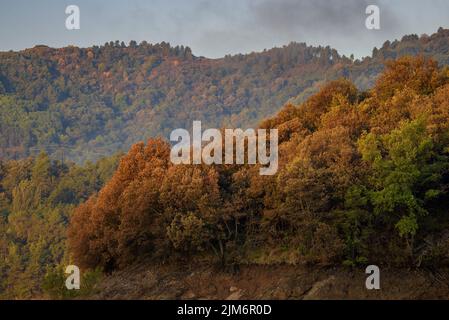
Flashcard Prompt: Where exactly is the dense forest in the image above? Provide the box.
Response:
[2,55,448,298]
[2,29,449,299]
[1,28,449,162]
[0,153,120,298]
[66,56,449,279]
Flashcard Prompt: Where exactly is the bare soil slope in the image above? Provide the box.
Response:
[88,263,449,300]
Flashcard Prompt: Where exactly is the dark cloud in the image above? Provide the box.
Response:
[250,0,402,37]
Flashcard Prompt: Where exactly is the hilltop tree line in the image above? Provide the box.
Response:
[2,28,449,162]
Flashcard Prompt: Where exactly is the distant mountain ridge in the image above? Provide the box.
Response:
[1,27,449,162]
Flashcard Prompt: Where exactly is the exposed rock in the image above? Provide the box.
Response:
[226,289,244,300]
[271,287,289,300]
[303,276,337,300]
[181,290,196,300]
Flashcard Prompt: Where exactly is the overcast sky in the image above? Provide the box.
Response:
[1,0,449,58]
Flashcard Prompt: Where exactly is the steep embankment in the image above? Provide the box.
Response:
[89,263,449,300]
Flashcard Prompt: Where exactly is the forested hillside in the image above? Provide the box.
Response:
[67,56,449,278]
[1,28,449,162]
[0,153,120,298]
[2,55,449,299]
[3,27,449,299]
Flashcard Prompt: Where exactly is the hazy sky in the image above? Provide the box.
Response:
[1,0,449,58]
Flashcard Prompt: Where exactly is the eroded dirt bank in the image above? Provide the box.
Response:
[88,263,449,300]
